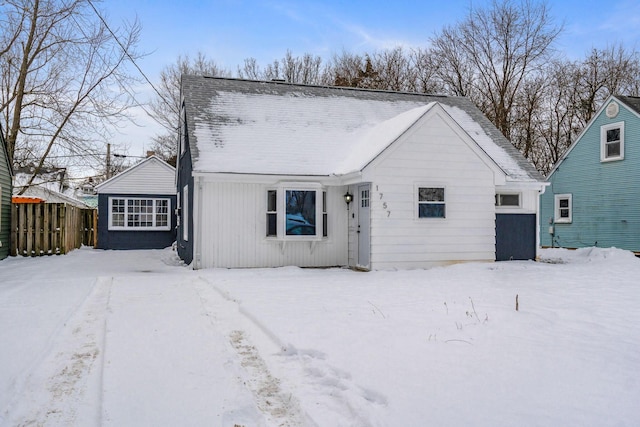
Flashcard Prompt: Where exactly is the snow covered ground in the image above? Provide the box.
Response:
[0,246,638,426]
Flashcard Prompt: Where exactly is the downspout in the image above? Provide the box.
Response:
[194,175,203,270]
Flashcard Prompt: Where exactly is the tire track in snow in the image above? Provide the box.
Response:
[201,278,388,427]
[5,277,112,427]
[194,278,313,427]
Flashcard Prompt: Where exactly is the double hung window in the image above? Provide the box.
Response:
[554,194,572,223]
[418,187,445,218]
[601,122,624,162]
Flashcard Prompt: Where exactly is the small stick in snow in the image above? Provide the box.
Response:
[516,294,519,311]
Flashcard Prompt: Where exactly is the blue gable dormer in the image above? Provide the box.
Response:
[540,95,640,251]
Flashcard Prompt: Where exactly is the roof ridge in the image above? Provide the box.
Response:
[187,74,451,99]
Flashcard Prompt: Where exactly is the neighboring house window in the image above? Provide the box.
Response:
[183,186,189,241]
[266,190,277,237]
[601,122,624,162]
[554,194,572,223]
[418,187,445,218]
[495,193,521,207]
[108,197,171,230]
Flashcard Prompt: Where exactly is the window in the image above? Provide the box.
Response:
[361,189,369,208]
[266,190,277,237]
[109,197,171,230]
[495,193,520,207]
[322,191,328,237]
[601,122,624,162]
[286,190,316,236]
[182,186,189,241]
[265,186,327,239]
[418,187,445,218]
[554,194,572,223]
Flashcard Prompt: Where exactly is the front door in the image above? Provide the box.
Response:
[357,184,371,268]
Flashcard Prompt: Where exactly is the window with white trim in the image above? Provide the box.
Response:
[108,197,170,231]
[601,122,624,162]
[554,194,572,223]
[265,187,327,239]
[418,187,445,218]
[266,190,277,237]
[182,186,189,241]
[495,193,521,207]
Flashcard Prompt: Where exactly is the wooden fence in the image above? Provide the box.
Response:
[10,203,97,257]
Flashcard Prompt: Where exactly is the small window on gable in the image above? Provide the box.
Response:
[554,194,572,223]
[495,193,520,207]
[601,122,624,162]
[418,187,445,218]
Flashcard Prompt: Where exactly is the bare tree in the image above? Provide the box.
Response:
[237,50,325,85]
[431,0,562,138]
[573,44,640,124]
[407,47,444,94]
[148,52,230,163]
[0,0,144,188]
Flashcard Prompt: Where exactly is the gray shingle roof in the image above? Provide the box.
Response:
[616,95,640,115]
[181,75,543,181]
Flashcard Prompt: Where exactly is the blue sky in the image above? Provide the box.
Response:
[102,0,640,155]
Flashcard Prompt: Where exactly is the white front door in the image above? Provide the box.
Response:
[357,184,371,268]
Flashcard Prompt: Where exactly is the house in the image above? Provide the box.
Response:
[0,126,12,260]
[96,155,176,250]
[177,76,545,270]
[540,95,640,251]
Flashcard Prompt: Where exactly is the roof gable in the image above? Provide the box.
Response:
[96,155,175,194]
[547,95,640,177]
[181,76,542,182]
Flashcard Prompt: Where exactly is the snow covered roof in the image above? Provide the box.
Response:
[181,76,542,182]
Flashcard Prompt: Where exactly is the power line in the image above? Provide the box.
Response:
[86,0,176,124]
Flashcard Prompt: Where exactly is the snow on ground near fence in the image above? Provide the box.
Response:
[0,246,638,426]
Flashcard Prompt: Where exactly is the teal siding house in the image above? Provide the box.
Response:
[540,95,640,251]
[0,125,12,260]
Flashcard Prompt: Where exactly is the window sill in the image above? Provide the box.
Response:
[108,227,172,231]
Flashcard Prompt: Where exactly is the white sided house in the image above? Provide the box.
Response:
[177,76,545,270]
[96,155,176,250]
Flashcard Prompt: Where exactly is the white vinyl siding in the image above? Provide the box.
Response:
[97,157,175,195]
[356,109,498,269]
[196,181,347,268]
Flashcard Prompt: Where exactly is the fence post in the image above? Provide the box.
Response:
[10,204,18,256]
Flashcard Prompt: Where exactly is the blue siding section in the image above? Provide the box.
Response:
[176,113,194,265]
[0,131,11,260]
[541,101,640,251]
[97,193,177,250]
[496,214,537,260]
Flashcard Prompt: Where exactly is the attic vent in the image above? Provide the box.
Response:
[606,101,619,118]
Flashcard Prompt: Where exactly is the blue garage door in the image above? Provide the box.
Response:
[496,214,536,261]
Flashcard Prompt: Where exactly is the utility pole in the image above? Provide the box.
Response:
[106,143,111,179]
